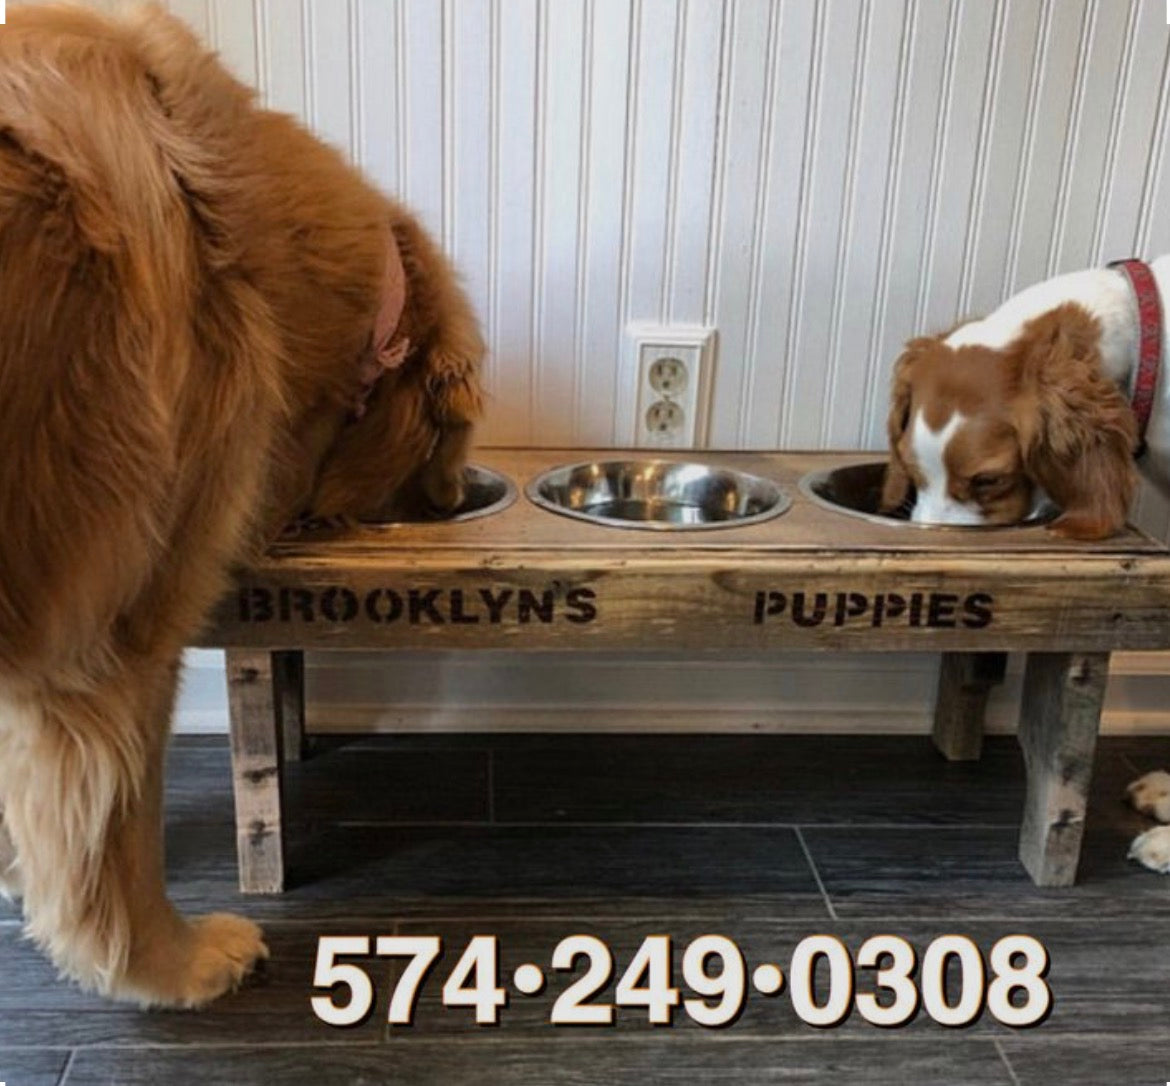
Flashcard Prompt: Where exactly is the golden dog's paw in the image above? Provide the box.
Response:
[422,469,466,515]
[124,913,269,1009]
[1126,770,1170,823]
[173,913,269,1008]
[1129,826,1170,874]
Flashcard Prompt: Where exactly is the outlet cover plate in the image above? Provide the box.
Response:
[628,324,715,448]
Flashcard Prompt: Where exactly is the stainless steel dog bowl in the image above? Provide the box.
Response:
[525,459,790,531]
[385,464,517,524]
[799,461,1055,529]
[279,466,515,539]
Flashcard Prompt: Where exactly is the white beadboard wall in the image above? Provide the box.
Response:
[16,0,1170,734]
[52,0,1170,453]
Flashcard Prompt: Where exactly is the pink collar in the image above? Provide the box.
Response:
[351,235,410,420]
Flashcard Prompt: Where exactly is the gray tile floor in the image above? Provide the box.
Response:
[1,733,1168,1084]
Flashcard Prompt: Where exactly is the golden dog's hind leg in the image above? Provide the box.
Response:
[0,807,19,902]
[0,697,24,901]
[0,661,267,1006]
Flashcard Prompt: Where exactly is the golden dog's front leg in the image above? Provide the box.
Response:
[419,413,474,513]
[113,736,269,1009]
[0,662,267,1007]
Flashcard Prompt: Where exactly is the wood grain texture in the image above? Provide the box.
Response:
[199,450,1170,654]
[932,651,1008,761]
[2,736,1167,1081]
[800,731,1163,920]
[13,914,1168,1050]
[0,1049,70,1086]
[1000,1038,1170,1086]
[391,914,1170,1039]
[61,1038,1015,1085]
[226,650,285,893]
[282,738,491,825]
[272,650,306,763]
[492,733,1027,826]
[1017,652,1109,887]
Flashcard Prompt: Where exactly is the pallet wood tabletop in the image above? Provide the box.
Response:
[247,448,1167,557]
[200,449,1170,653]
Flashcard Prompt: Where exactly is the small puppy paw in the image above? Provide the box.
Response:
[1129,825,1170,874]
[1126,770,1170,823]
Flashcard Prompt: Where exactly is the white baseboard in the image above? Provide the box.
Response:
[176,648,1170,737]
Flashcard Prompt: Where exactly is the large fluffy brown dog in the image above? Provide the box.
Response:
[0,5,483,1006]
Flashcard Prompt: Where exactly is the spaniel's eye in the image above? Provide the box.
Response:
[971,473,1004,491]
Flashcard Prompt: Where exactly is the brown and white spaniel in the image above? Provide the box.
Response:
[881,256,1170,541]
[881,257,1170,875]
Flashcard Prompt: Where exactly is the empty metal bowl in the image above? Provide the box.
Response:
[798,461,1055,529]
[378,464,517,524]
[526,459,790,530]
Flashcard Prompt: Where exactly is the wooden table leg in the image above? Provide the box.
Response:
[226,649,285,893]
[932,652,1008,761]
[273,650,306,762]
[1017,651,1109,888]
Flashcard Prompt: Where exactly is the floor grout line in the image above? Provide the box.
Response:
[1119,750,1142,776]
[5,1034,1140,1052]
[222,911,1170,927]
[7,738,1166,1068]
[55,1048,77,1086]
[993,1038,1023,1086]
[793,827,838,922]
[329,819,1024,831]
[0,1046,74,1053]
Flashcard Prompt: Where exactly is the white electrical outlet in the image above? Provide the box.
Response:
[629,324,715,448]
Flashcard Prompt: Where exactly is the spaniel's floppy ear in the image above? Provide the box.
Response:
[879,339,930,513]
[1011,303,1137,540]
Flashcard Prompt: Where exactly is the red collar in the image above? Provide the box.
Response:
[1110,258,1163,450]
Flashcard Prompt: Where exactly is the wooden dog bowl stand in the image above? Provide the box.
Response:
[199,449,1170,894]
